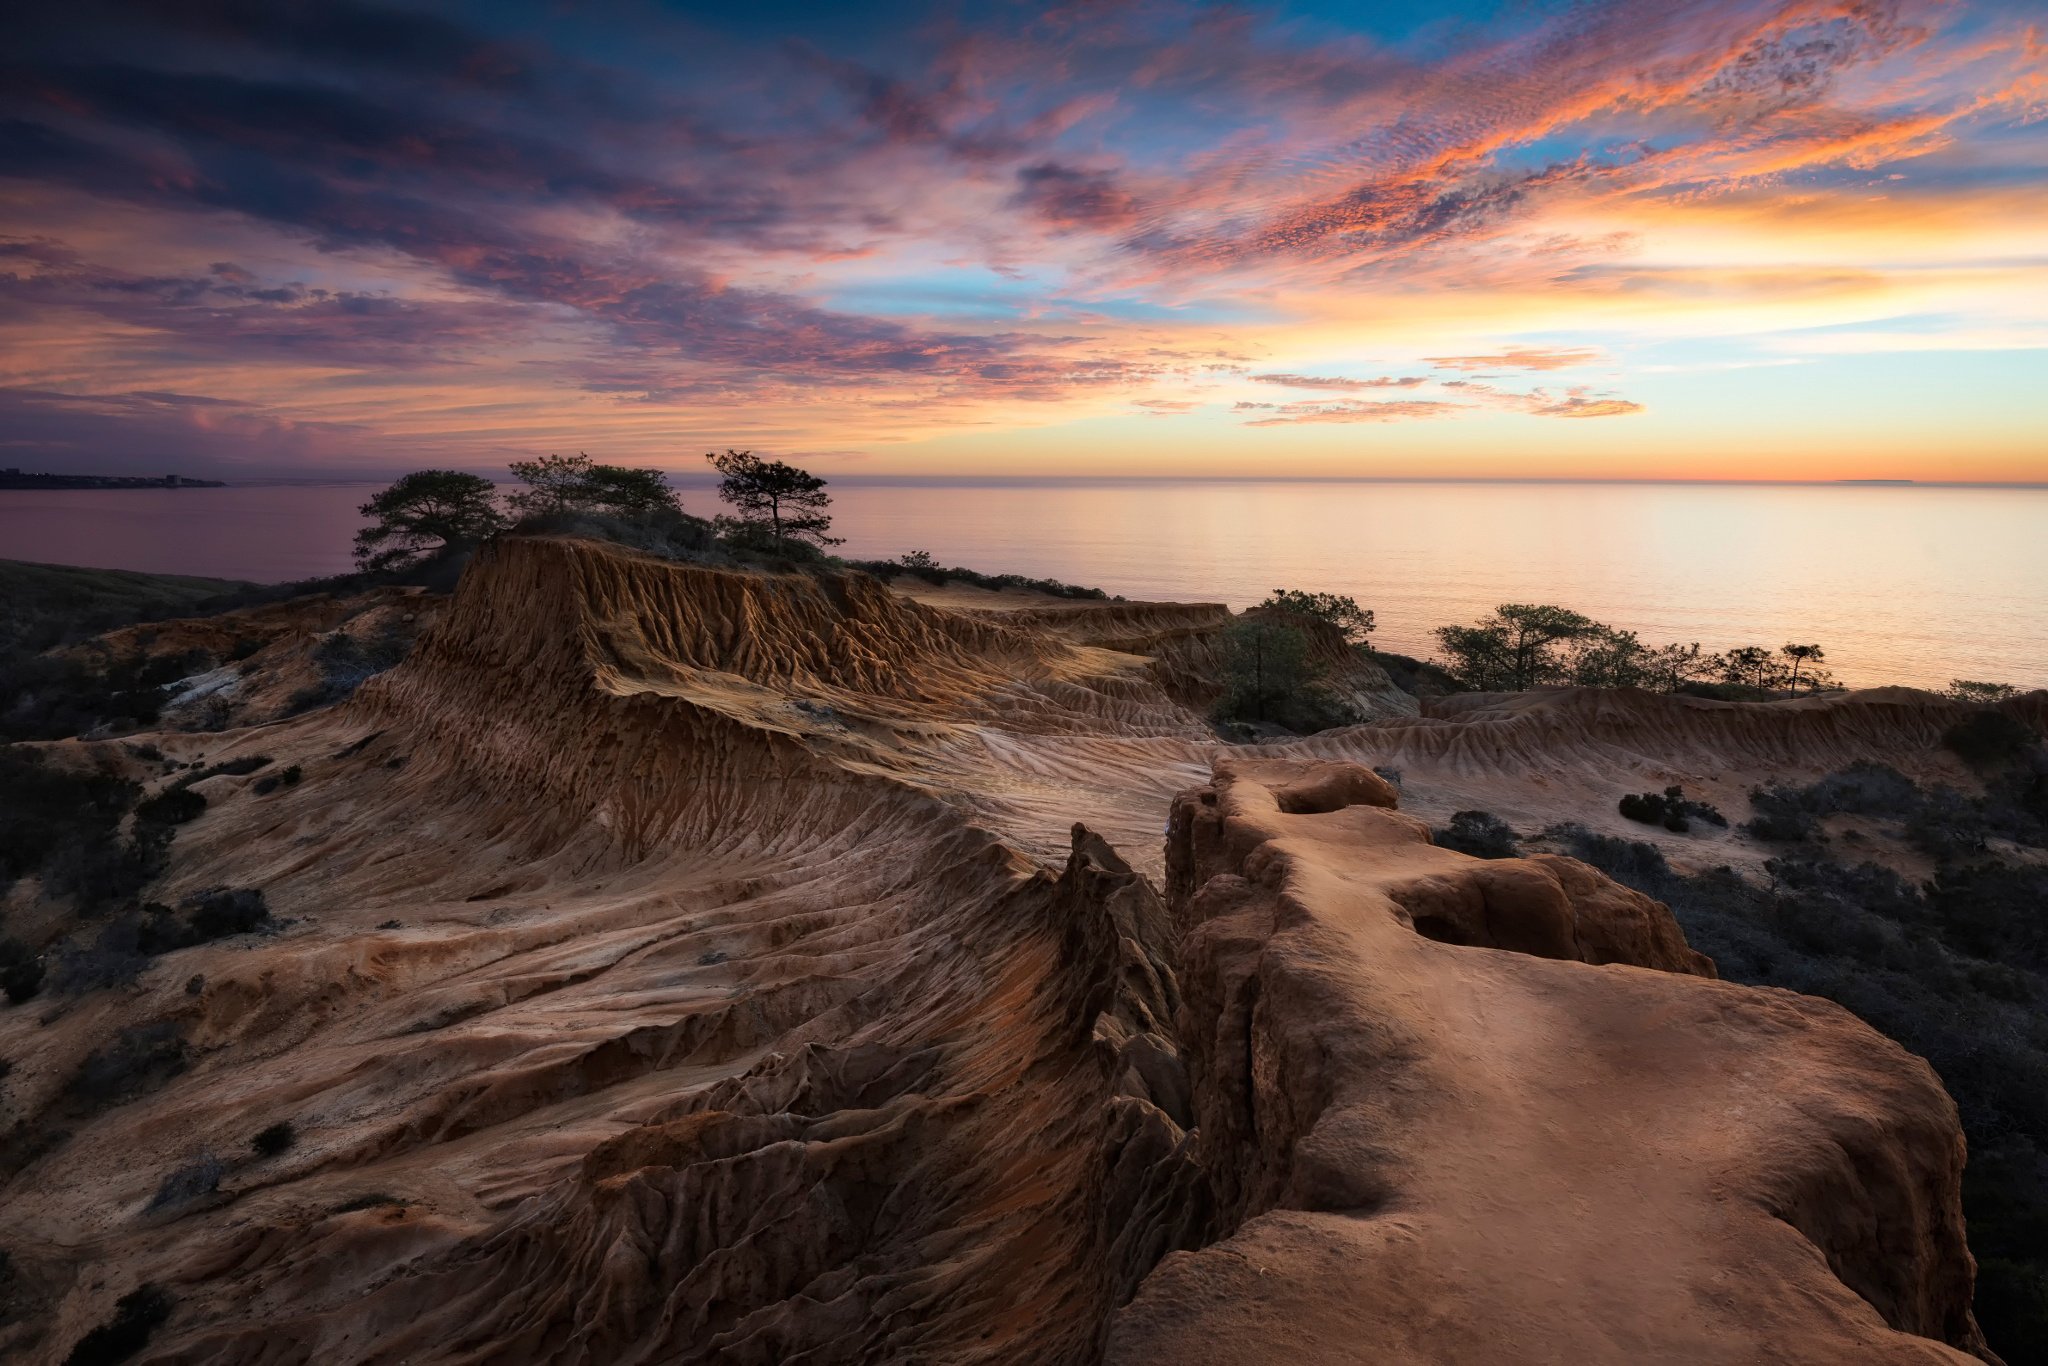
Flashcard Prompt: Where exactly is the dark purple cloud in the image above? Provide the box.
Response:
[0,386,375,474]
[1011,162,1142,230]
[0,240,534,365]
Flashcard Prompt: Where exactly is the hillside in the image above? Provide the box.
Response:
[0,560,252,652]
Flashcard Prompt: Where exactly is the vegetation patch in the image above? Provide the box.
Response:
[1618,785,1727,833]
[1433,810,1521,859]
[61,1283,172,1366]
[1738,758,2045,859]
[0,747,139,891]
[1430,603,1840,697]
[1945,709,2040,769]
[133,785,205,827]
[0,938,45,1004]
[847,549,1108,600]
[147,1153,224,1211]
[251,763,303,795]
[67,1023,188,1107]
[1210,615,1359,734]
[1373,650,1465,698]
[331,1192,405,1214]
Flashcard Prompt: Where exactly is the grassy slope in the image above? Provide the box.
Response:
[0,560,254,653]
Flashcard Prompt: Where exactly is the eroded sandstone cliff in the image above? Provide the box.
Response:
[0,536,2004,1363]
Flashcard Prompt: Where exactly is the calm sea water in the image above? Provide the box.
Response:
[2,480,2043,690]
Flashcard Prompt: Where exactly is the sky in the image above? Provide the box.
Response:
[2,0,2045,482]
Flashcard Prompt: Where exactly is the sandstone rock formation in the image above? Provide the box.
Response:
[0,536,2003,1363]
[1112,759,1993,1364]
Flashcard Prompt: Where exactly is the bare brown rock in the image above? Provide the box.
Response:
[1114,758,1993,1365]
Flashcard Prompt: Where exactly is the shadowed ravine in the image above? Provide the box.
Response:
[0,537,2016,1363]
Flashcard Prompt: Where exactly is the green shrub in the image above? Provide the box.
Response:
[0,747,139,890]
[50,919,152,994]
[134,786,206,827]
[186,887,269,941]
[0,939,44,1004]
[1741,785,1823,842]
[331,1192,404,1213]
[841,554,1108,600]
[1373,650,1465,698]
[1618,785,1726,832]
[68,1023,187,1105]
[123,889,269,958]
[1433,810,1520,859]
[62,1283,172,1366]
[1211,617,1359,733]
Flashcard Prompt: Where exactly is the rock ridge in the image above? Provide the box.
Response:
[1110,757,1994,1364]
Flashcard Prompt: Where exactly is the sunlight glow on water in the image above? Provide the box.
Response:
[3,480,2042,690]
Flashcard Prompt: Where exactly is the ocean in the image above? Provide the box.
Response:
[2,479,2043,691]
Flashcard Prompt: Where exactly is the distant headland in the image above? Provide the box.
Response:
[0,467,226,489]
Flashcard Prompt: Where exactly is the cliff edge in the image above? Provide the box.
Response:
[1112,759,1992,1363]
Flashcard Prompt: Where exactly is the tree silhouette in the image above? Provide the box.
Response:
[353,470,505,573]
[706,449,841,548]
[507,452,679,519]
[1948,680,2018,703]
[1217,617,1318,724]
[1434,604,1599,690]
[1718,645,1782,692]
[1781,643,1826,695]
[1258,589,1375,648]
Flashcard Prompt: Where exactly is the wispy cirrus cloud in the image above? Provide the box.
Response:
[1530,392,1644,418]
[1249,373,1427,390]
[1240,398,1465,426]
[1423,347,1605,372]
[1440,379,1644,419]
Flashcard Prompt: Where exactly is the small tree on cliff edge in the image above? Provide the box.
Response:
[1257,590,1375,650]
[1433,604,1598,691]
[1217,616,1318,725]
[507,453,680,520]
[353,470,506,573]
[1781,643,1827,696]
[706,450,841,548]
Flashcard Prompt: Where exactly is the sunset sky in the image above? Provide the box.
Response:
[4,0,2045,481]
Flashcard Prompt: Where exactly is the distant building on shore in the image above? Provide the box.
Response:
[0,468,227,489]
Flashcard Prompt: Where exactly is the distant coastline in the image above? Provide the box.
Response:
[0,468,225,490]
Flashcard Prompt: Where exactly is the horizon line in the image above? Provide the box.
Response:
[116,473,2048,491]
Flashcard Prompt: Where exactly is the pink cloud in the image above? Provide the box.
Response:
[1241,399,1466,425]
[1426,347,1604,372]
[1249,373,1428,390]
